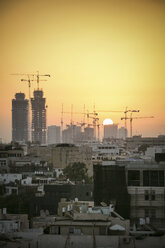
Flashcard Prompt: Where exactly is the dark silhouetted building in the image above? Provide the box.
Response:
[31,90,47,144]
[93,164,130,219]
[12,93,29,142]
[31,184,93,216]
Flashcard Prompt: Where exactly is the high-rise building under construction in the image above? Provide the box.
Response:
[12,93,29,142]
[31,90,47,144]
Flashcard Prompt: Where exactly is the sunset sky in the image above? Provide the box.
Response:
[0,0,165,142]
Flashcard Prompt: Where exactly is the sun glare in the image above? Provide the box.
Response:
[103,118,113,125]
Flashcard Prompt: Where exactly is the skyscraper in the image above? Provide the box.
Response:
[31,90,47,144]
[12,93,29,142]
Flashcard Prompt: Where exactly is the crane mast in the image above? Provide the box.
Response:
[97,107,140,139]
[121,114,154,137]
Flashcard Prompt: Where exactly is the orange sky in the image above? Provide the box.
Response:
[0,0,165,142]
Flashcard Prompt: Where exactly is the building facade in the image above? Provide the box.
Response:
[118,127,127,139]
[93,164,130,219]
[31,90,47,144]
[62,125,81,143]
[51,144,93,176]
[94,161,165,228]
[126,135,165,149]
[47,125,61,144]
[84,127,94,141]
[125,162,165,227]
[104,124,118,139]
[12,93,29,142]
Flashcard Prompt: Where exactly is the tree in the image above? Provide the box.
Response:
[63,162,91,183]
[138,144,149,154]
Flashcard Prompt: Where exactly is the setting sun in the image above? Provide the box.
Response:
[103,118,113,125]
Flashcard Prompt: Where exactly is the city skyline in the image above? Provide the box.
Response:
[1,0,165,142]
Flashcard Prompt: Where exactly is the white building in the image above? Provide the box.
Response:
[0,174,22,184]
[92,144,122,162]
[21,176,32,185]
[47,125,61,144]
[145,146,165,159]
[5,186,18,195]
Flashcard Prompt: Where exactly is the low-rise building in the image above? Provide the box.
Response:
[145,146,165,159]
[94,160,165,228]
[5,186,18,195]
[51,144,93,177]
[126,135,165,150]
[33,199,129,236]
[125,161,165,228]
[31,184,93,216]
[0,173,22,184]
[0,209,29,233]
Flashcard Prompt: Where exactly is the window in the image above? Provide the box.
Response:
[145,190,155,201]
[5,188,9,194]
[144,209,156,218]
[69,227,74,234]
[74,228,81,235]
[12,188,17,194]
[143,171,149,186]
[68,227,81,235]
[50,226,60,234]
[151,190,155,201]
[143,170,164,186]
[128,170,140,186]
[150,171,158,186]
[151,209,156,218]
[159,171,164,186]
[145,209,149,217]
[99,226,106,235]
[145,190,149,200]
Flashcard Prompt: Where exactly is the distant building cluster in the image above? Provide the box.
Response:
[103,123,127,140]
[12,89,128,145]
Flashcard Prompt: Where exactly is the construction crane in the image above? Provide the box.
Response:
[30,71,50,90]
[97,107,140,138]
[76,122,87,127]
[121,114,154,137]
[20,77,34,101]
[87,113,100,141]
[76,122,94,129]
[11,72,51,141]
[10,73,34,100]
[11,71,51,95]
[61,104,87,130]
